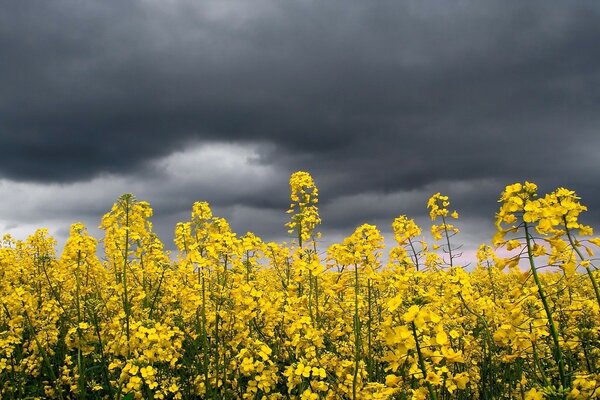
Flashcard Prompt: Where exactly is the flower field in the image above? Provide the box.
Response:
[0,172,599,399]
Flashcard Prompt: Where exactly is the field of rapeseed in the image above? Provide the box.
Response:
[0,172,599,399]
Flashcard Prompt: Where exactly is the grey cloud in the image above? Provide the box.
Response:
[1,0,600,253]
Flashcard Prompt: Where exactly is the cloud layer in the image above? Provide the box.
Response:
[1,0,600,253]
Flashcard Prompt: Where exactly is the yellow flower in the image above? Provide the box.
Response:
[453,372,469,389]
[435,330,448,345]
[524,387,544,400]
[425,371,442,386]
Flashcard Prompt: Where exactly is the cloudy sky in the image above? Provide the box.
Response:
[1,0,600,259]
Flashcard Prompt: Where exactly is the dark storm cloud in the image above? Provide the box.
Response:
[1,0,600,245]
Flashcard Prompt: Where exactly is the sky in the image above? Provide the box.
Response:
[1,0,600,260]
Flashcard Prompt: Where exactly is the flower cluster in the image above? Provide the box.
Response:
[0,173,598,399]
[286,171,321,247]
[427,193,460,268]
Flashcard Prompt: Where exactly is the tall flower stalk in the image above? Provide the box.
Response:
[495,182,568,396]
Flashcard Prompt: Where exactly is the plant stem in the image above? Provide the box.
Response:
[440,215,453,268]
[121,196,131,352]
[564,222,600,310]
[524,222,567,395]
[411,321,437,400]
[353,263,360,400]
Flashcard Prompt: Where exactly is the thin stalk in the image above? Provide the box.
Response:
[367,278,373,380]
[148,264,167,320]
[524,222,567,395]
[353,263,361,400]
[314,274,320,327]
[309,269,314,324]
[201,272,210,396]
[38,257,68,316]
[75,250,86,399]
[88,305,114,399]
[313,241,320,326]
[245,251,251,283]
[564,222,600,309]
[411,321,437,400]
[408,238,420,270]
[214,254,230,394]
[121,196,131,351]
[486,259,497,303]
[530,324,549,386]
[23,310,64,400]
[582,343,594,373]
[440,215,453,268]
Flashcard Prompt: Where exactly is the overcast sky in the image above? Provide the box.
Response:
[1,1,600,260]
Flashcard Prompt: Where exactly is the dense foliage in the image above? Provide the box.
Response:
[0,172,599,399]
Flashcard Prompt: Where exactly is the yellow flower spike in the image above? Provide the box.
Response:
[392,215,422,245]
[286,171,321,246]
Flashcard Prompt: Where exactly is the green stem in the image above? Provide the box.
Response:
[88,306,114,399]
[148,264,167,320]
[121,196,131,352]
[353,263,360,400]
[486,259,497,303]
[440,215,453,268]
[530,323,549,386]
[309,269,314,324]
[524,222,567,395]
[23,309,64,400]
[408,238,420,271]
[313,241,320,327]
[411,321,437,400]
[75,250,86,399]
[564,222,600,310]
[367,279,373,380]
[201,273,210,396]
